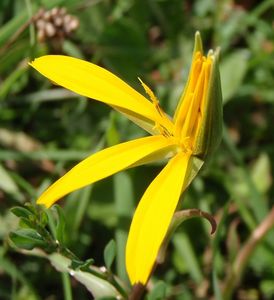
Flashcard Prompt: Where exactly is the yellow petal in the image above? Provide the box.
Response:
[37,135,176,208]
[30,56,173,134]
[173,32,203,122]
[126,151,191,284]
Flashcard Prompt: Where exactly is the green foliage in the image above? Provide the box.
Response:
[104,239,116,270]
[10,228,48,250]
[0,0,274,299]
[8,203,127,298]
[10,204,64,253]
[147,281,167,300]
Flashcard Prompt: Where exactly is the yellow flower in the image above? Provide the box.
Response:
[30,32,222,285]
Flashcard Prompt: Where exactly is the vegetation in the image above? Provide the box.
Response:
[0,0,274,299]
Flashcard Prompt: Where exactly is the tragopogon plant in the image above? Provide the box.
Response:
[30,32,222,286]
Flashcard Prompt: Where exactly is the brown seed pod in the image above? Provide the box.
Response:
[34,6,79,43]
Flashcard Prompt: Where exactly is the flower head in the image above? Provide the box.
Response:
[30,32,222,285]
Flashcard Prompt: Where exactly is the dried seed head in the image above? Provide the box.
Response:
[44,22,56,37]
[34,7,79,42]
[53,16,63,27]
[50,7,59,16]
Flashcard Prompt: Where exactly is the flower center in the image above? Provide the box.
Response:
[174,51,213,153]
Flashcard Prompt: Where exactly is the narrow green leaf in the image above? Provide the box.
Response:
[10,206,33,219]
[64,185,93,242]
[0,61,28,101]
[104,239,116,270]
[220,49,249,103]
[251,153,271,194]
[54,205,66,244]
[114,171,134,281]
[213,270,223,300]
[9,228,46,250]
[173,232,203,283]
[0,149,90,161]
[0,12,28,47]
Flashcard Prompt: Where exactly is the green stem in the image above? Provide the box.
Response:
[62,272,73,300]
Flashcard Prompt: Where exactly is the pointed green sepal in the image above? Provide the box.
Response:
[193,48,223,160]
[157,208,217,264]
[193,31,203,55]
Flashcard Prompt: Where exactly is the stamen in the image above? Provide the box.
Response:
[179,136,192,153]
[152,123,171,138]
[138,77,165,117]
[138,77,173,138]
[138,78,158,104]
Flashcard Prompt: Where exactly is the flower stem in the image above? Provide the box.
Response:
[222,206,274,299]
[129,283,146,300]
[62,272,73,300]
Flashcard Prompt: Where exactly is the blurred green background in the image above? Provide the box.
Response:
[0,0,274,299]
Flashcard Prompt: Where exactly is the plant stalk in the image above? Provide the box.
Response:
[222,206,274,299]
[129,283,146,300]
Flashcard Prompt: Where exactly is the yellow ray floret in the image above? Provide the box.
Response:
[37,135,177,208]
[126,152,191,284]
[30,55,173,134]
